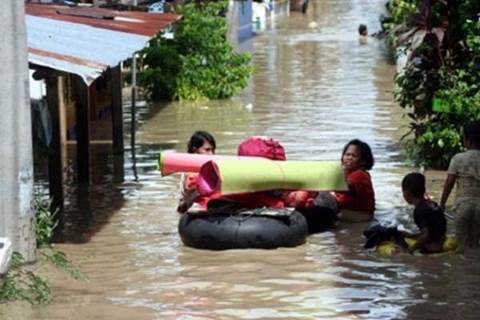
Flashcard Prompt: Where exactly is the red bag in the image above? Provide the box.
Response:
[237,136,286,160]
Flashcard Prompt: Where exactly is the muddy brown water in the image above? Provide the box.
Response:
[2,1,480,319]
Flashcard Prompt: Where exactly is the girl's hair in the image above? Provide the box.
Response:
[187,131,216,153]
[464,120,480,146]
[341,139,374,170]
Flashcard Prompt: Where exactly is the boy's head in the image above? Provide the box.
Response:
[464,120,480,149]
[401,172,426,204]
[358,24,368,36]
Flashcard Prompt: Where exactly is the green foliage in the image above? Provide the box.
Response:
[405,122,464,168]
[138,0,253,101]
[435,71,480,119]
[0,249,87,305]
[390,0,417,25]
[384,0,418,47]
[0,253,52,304]
[0,195,85,304]
[41,251,87,281]
[138,39,181,100]
[34,194,58,248]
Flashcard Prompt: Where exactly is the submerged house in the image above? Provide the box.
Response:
[26,3,180,210]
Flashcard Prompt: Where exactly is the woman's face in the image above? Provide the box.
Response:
[342,144,362,172]
[195,141,215,155]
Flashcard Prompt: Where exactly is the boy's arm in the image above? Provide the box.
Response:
[440,174,456,209]
[398,229,420,238]
[407,228,429,254]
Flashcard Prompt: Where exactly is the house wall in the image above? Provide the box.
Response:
[62,74,115,142]
[227,0,254,45]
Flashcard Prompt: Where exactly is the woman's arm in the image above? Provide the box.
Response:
[335,170,374,213]
[440,174,456,209]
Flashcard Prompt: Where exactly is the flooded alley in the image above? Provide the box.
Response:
[3,0,480,319]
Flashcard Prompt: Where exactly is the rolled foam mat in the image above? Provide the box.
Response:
[197,159,348,195]
[158,151,261,176]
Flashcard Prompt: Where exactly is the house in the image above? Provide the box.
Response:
[26,3,180,211]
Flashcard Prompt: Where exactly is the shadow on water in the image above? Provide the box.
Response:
[35,138,177,243]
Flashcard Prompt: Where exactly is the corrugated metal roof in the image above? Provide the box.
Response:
[26,4,180,85]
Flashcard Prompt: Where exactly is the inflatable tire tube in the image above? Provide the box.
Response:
[299,192,338,233]
[376,236,458,256]
[178,209,308,250]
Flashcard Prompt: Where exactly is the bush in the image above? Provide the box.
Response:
[388,0,480,168]
[405,122,464,168]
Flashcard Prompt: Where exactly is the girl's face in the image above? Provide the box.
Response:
[342,144,363,172]
[195,141,215,155]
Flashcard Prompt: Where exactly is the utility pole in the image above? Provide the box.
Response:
[0,1,36,262]
[131,0,138,179]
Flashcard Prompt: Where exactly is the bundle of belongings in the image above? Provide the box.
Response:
[363,221,409,249]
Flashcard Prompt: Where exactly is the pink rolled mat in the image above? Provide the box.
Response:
[158,151,263,176]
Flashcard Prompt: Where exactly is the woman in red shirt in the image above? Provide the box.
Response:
[335,139,375,222]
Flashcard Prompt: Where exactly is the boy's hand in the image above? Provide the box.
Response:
[177,202,188,214]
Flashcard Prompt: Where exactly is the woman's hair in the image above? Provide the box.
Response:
[341,139,374,170]
[187,131,216,153]
[402,172,426,198]
[464,120,480,146]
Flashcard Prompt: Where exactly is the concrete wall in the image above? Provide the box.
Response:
[227,0,254,46]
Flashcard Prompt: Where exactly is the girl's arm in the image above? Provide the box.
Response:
[177,174,200,213]
[440,174,456,209]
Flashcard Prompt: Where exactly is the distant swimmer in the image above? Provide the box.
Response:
[358,23,384,42]
[358,24,368,44]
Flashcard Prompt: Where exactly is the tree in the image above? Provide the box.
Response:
[138,0,253,101]
[388,0,480,168]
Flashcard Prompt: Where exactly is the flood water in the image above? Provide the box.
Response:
[3,0,480,319]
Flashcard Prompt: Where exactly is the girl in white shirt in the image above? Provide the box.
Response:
[177,131,216,213]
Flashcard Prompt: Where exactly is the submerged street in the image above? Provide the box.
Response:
[3,1,480,319]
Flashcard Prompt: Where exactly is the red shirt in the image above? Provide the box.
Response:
[335,169,375,214]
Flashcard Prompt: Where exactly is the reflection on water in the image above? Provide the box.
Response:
[2,0,480,319]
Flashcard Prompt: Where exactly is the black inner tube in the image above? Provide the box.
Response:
[178,209,308,250]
